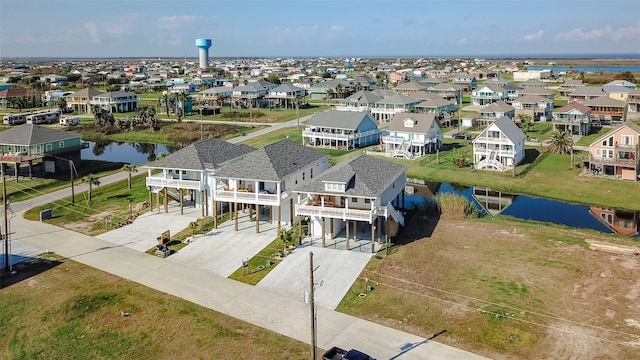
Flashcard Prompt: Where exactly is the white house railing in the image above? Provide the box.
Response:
[214,189,280,205]
[295,204,375,222]
[146,176,204,190]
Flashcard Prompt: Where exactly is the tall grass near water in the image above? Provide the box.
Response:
[436,193,478,219]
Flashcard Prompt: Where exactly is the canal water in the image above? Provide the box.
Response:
[526,65,640,74]
[405,182,640,237]
[81,141,176,165]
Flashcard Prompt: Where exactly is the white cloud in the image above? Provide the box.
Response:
[523,30,543,41]
[84,22,101,44]
[157,15,202,30]
[555,24,640,42]
[329,25,343,32]
[456,37,468,44]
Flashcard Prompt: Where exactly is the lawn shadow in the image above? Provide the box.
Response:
[393,210,440,247]
[0,256,63,289]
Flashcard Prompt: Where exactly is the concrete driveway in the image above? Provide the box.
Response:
[96,202,200,252]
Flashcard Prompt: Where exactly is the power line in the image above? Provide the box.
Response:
[361,272,640,347]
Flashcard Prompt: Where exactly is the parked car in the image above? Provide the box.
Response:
[322,346,375,360]
[453,132,471,140]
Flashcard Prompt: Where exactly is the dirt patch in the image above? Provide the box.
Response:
[344,218,640,359]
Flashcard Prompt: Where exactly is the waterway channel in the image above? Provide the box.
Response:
[405,182,639,238]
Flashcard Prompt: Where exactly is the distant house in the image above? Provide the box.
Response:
[414,96,455,114]
[302,110,381,150]
[558,79,586,97]
[90,91,138,113]
[582,121,640,181]
[309,80,354,101]
[603,80,636,91]
[452,74,477,93]
[603,85,632,102]
[231,84,268,108]
[471,84,509,106]
[427,83,462,105]
[336,90,382,112]
[627,89,640,115]
[392,81,428,96]
[198,86,233,106]
[370,94,421,122]
[581,96,627,127]
[478,101,515,127]
[65,87,104,113]
[381,112,442,159]
[568,86,606,103]
[516,87,555,101]
[511,95,553,121]
[265,84,307,109]
[293,155,407,251]
[473,116,526,172]
[552,102,592,136]
[419,77,446,87]
[519,79,548,88]
[0,124,84,178]
[0,88,41,110]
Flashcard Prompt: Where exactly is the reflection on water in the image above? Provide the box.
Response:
[82,141,176,165]
[589,207,640,237]
[404,182,640,237]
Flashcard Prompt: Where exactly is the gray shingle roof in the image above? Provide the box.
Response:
[582,96,627,107]
[214,139,327,181]
[569,86,606,97]
[387,113,438,134]
[394,81,428,91]
[294,155,407,198]
[342,90,382,104]
[375,94,420,105]
[145,138,254,171]
[0,124,80,145]
[486,116,526,143]
[306,110,373,130]
[270,84,305,93]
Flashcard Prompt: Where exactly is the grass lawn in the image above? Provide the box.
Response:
[3,160,126,203]
[388,142,640,210]
[24,173,151,236]
[576,126,610,146]
[0,254,310,359]
[336,216,640,359]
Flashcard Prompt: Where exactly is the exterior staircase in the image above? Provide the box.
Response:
[384,201,405,227]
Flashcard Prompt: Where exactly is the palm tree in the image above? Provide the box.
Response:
[547,130,574,154]
[176,91,189,122]
[57,97,67,113]
[335,84,343,100]
[122,164,138,189]
[91,104,104,126]
[160,92,171,116]
[293,93,304,131]
[81,174,101,203]
[517,114,534,134]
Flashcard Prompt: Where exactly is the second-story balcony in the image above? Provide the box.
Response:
[214,185,281,206]
[295,203,376,223]
[146,175,204,191]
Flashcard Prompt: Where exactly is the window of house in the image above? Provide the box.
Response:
[621,135,634,146]
[364,199,371,204]
[352,197,358,202]
[310,168,313,178]
[303,172,305,180]
[59,141,64,148]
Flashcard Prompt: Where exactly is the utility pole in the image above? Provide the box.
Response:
[70,160,75,205]
[309,251,317,360]
[3,171,9,273]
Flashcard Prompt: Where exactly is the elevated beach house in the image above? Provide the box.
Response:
[581,121,640,181]
[294,155,407,252]
[473,116,526,172]
[381,113,442,159]
[302,110,381,150]
[0,124,84,180]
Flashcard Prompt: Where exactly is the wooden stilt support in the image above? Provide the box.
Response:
[277,206,281,233]
[371,222,375,253]
[234,202,238,231]
[180,188,184,215]
[321,217,326,247]
[163,188,168,213]
[377,217,381,244]
[346,220,350,250]
[256,205,260,233]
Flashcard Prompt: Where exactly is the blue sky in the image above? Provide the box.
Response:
[1,0,640,58]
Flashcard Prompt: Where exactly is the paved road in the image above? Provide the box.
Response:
[2,119,488,360]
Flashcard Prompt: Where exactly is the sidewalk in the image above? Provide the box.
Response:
[10,214,487,360]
